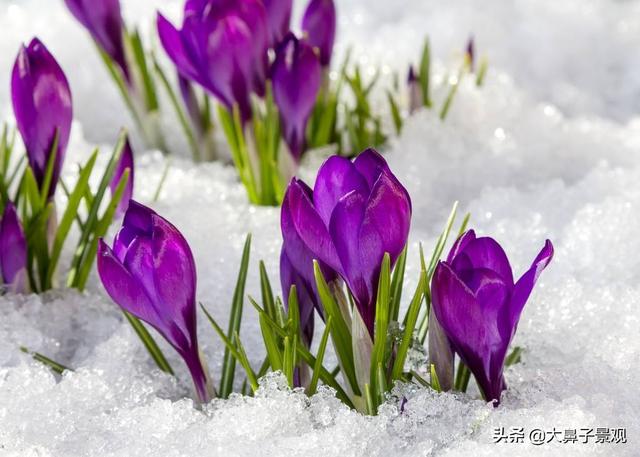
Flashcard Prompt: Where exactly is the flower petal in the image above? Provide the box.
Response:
[0,203,27,291]
[453,235,514,285]
[110,136,134,218]
[157,13,202,85]
[509,240,554,333]
[312,155,368,225]
[352,148,388,190]
[97,239,159,326]
[301,0,336,67]
[287,178,341,270]
[263,0,293,45]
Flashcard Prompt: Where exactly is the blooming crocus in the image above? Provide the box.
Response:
[281,148,411,335]
[263,0,293,46]
[301,0,336,67]
[272,33,321,161]
[109,136,134,217]
[431,230,554,404]
[0,203,28,294]
[11,38,72,198]
[64,0,129,81]
[407,65,422,114]
[158,0,267,120]
[97,201,212,403]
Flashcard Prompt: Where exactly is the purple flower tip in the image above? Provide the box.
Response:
[97,200,210,402]
[110,136,134,217]
[12,38,72,199]
[301,0,336,67]
[431,230,554,404]
[0,203,28,293]
[280,149,411,336]
[272,33,322,161]
[64,0,129,81]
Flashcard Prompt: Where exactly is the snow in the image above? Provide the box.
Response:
[1,0,640,455]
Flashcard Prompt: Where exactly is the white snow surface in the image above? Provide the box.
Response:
[1,0,640,455]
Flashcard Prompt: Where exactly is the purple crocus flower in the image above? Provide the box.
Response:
[97,201,212,403]
[64,0,129,81]
[281,148,411,335]
[466,37,475,71]
[11,38,72,198]
[301,0,336,67]
[431,230,554,404]
[263,0,293,46]
[157,0,267,120]
[0,203,28,294]
[272,33,321,161]
[109,136,134,217]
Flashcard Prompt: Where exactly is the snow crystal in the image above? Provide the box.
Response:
[1,0,639,455]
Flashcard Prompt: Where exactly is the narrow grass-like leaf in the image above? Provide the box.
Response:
[391,271,425,380]
[259,260,276,319]
[283,336,294,387]
[39,130,59,203]
[454,361,471,392]
[123,311,173,374]
[250,298,354,407]
[129,29,158,111]
[20,346,71,375]
[259,312,283,371]
[369,253,391,405]
[439,69,463,121]
[426,201,458,277]
[387,90,403,135]
[430,364,442,392]
[419,37,432,108]
[219,234,251,398]
[233,331,259,392]
[505,346,523,366]
[307,316,333,395]
[152,158,172,202]
[314,260,360,394]
[201,304,258,392]
[389,244,407,321]
[476,57,488,86]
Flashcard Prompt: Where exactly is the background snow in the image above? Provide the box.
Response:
[1,0,639,455]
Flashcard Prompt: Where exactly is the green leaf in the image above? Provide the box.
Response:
[20,346,72,375]
[259,260,276,319]
[200,304,259,393]
[250,298,354,408]
[387,90,403,135]
[505,346,523,366]
[430,364,442,392]
[419,37,432,108]
[233,331,259,392]
[123,311,174,374]
[67,132,127,288]
[152,158,172,202]
[283,336,295,387]
[476,57,488,87]
[313,261,360,395]
[46,151,97,289]
[454,360,471,392]
[391,271,426,381]
[39,129,59,203]
[389,244,408,321]
[427,201,459,278]
[219,234,251,398]
[258,311,283,371]
[307,316,333,395]
[128,29,158,111]
[369,253,391,405]
[439,68,463,121]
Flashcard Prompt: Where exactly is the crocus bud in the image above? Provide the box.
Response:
[0,203,28,294]
[158,0,267,121]
[281,149,411,335]
[263,0,293,46]
[109,136,134,217]
[407,65,422,114]
[301,0,336,67]
[431,230,554,404]
[466,37,475,72]
[11,38,72,198]
[64,0,129,81]
[97,201,212,403]
[272,33,322,161]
